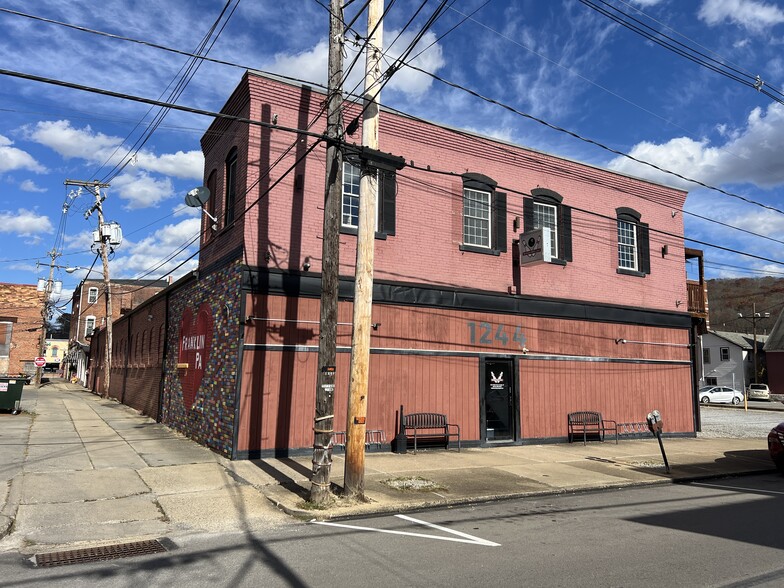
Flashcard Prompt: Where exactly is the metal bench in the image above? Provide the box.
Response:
[403,412,461,453]
[567,411,617,445]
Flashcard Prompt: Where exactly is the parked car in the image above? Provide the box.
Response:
[698,385,744,405]
[746,383,771,401]
[768,422,784,473]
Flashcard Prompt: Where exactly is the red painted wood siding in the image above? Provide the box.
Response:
[520,360,693,439]
[237,293,692,452]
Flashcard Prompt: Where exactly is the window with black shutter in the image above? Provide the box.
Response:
[616,207,650,277]
[340,163,397,239]
[459,173,506,256]
[522,188,572,264]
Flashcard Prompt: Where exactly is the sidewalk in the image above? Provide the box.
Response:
[0,380,777,554]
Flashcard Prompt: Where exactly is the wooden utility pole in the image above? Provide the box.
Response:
[310,0,345,505]
[69,179,113,397]
[34,248,60,386]
[344,0,383,499]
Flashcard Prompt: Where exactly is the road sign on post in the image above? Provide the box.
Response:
[34,357,46,368]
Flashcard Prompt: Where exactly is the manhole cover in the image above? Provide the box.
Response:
[35,539,167,567]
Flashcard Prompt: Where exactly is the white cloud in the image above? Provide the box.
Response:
[111,171,175,210]
[269,28,446,100]
[698,0,784,32]
[20,179,47,193]
[0,208,54,235]
[382,29,446,97]
[136,150,204,180]
[607,102,784,189]
[0,135,46,174]
[25,120,203,181]
[271,40,329,87]
[25,120,122,162]
[629,0,666,6]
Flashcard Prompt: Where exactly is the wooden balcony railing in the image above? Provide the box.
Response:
[687,281,706,316]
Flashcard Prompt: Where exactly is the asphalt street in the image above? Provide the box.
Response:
[1,472,783,587]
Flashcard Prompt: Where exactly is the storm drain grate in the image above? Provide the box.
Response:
[35,539,167,567]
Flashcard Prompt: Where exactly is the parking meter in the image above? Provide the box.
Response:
[646,410,670,473]
[646,410,663,434]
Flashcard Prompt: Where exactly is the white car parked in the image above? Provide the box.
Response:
[699,385,744,405]
[746,383,771,401]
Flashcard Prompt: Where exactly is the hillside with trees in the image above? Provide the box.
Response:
[706,278,784,334]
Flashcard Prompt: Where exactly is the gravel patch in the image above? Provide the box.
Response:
[698,406,783,438]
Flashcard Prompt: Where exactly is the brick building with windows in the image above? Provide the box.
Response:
[0,283,41,377]
[67,278,167,385]
[94,71,699,459]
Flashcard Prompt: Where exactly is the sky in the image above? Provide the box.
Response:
[2,0,784,316]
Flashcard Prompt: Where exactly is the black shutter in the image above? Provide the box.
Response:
[560,205,572,262]
[493,191,507,252]
[523,197,534,232]
[638,222,650,274]
[380,171,396,236]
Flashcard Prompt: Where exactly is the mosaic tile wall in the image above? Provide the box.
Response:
[162,259,242,457]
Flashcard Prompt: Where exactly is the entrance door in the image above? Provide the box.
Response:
[482,358,516,441]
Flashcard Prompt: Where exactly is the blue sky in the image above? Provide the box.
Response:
[2,0,784,312]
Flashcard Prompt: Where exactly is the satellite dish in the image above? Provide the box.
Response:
[185,186,210,208]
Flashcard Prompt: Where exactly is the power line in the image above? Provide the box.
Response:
[397,60,784,217]
[96,0,242,183]
[578,0,784,102]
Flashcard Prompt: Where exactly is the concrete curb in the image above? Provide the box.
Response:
[261,465,778,522]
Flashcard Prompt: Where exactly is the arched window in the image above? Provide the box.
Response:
[206,169,217,239]
[225,148,238,226]
[459,173,506,255]
[85,316,96,338]
[616,207,650,276]
[524,188,573,264]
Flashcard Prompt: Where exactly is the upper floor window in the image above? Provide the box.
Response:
[524,188,572,264]
[616,208,650,277]
[342,161,362,229]
[87,287,98,304]
[206,169,217,239]
[463,188,491,248]
[460,173,506,255]
[618,219,638,271]
[85,316,96,338]
[225,148,238,226]
[341,161,397,237]
[720,347,730,361]
[703,348,711,364]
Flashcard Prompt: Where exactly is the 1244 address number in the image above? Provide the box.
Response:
[467,322,526,348]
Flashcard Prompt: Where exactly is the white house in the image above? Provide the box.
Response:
[699,330,768,390]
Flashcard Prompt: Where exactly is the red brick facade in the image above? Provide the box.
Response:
[0,283,41,376]
[96,71,698,458]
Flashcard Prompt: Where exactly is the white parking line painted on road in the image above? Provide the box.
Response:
[691,481,784,496]
[313,514,500,547]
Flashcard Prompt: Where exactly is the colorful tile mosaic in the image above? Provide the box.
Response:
[162,259,242,457]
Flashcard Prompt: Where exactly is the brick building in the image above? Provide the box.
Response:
[68,279,167,385]
[95,71,699,459]
[0,283,41,376]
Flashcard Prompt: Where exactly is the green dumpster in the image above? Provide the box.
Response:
[0,377,24,414]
